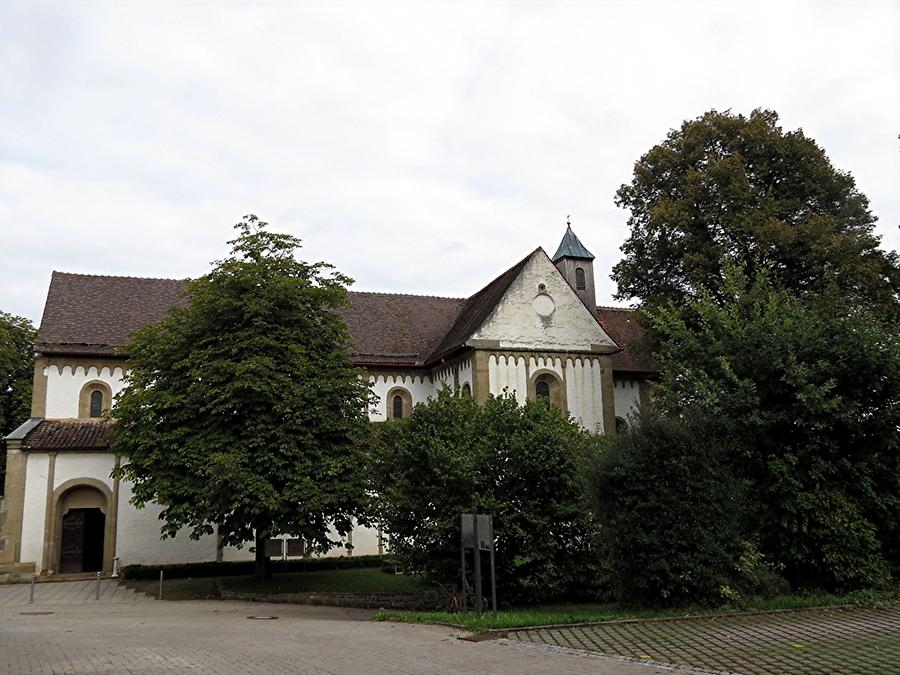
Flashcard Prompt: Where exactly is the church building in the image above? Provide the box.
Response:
[0,226,653,577]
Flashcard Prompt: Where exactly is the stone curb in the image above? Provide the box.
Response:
[463,600,900,640]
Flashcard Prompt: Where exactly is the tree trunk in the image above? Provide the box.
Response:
[254,529,270,582]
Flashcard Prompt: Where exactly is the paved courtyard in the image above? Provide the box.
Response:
[4,580,899,674]
[505,604,900,674]
[0,581,663,675]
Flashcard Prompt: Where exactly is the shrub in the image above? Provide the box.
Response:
[369,389,602,604]
[587,411,748,607]
[122,554,386,580]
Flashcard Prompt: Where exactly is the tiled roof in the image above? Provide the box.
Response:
[35,263,655,373]
[36,272,468,367]
[342,292,465,366]
[552,225,595,261]
[36,272,189,356]
[21,419,113,450]
[428,251,534,361]
[596,307,655,373]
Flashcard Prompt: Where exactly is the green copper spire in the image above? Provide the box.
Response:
[552,224,594,262]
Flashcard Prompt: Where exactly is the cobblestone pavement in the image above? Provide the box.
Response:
[0,592,667,675]
[0,578,153,606]
[505,604,900,674]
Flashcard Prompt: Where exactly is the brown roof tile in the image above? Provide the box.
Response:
[36,272,468,367]
[596,307,655,373]
[22,419,113,450]
[340,292,465,366]
[35,266,657,374]
[428,250,534,361]
[36,272,189,356]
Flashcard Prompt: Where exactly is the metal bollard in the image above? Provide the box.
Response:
[96,571,101,601]
[158,570,163,600]
[29,573,35,604]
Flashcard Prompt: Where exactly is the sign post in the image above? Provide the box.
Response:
[460,513,497,615]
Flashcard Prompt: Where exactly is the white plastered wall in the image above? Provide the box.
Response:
[470,251,616,352]
[45,364,126,418]
[488,354,529,403]
[53,453,115,492]
[115,479,220,565]
[19,454,49,565]
[564,357,605,433]
[614,379,642,423]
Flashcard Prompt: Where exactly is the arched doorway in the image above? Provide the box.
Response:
[58,486,107,573]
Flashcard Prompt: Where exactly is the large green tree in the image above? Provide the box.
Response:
[648,270,900,590]
[0,312,35,492]
[112,216,371,579]
[587,410,749,606]
[370,390,601,604]
[613,109,900,315]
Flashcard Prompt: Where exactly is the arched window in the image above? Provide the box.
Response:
[531,372,565,411]
[89,390,103,418]
[575,267,586,291]
[461,383,472,397]
[79,381,112,419]
[386,387,412,420]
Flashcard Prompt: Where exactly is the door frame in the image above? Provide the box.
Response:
[46,478,117,574]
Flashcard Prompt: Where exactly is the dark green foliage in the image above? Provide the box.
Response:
[111,216,372,578]
[613,109,900,315]
[0,312,35,493]
[587,411,747,606]
[369,389,601,604]
[122,554,387,580]
[648,270,900,589]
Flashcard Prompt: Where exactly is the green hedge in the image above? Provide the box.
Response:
[122,554,387,580]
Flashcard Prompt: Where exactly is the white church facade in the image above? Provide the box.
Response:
[0,227,654,576]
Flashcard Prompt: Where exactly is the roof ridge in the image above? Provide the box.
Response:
[349,290,465,301]
[53,271,188,283]
[596,305,639,311]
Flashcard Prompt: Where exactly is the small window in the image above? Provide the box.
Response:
[615,417,628,433]
[461,383,472,397]
[535,380,551,399]
[575,267,586,291]
[89,390,103,418]
[392,395,404,419]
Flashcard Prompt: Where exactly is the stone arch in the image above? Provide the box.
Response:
[78,380,113,419]
[528,369,567,412]
[386,386,412,420]
[46,478,117,574]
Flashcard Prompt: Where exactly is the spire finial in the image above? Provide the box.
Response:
[566,214,571,227]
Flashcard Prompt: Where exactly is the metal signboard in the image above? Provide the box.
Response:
[265,538,284,558]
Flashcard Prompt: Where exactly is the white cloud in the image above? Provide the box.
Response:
[1,0,898,322]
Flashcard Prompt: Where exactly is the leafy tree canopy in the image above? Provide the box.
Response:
[370,389,602,604]
[587,410,751,606]
[111,216,371,578]
[648,269,900,589]
[613,109,900,316]
[0,312,35,492]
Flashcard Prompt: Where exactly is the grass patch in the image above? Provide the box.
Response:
[124,576,220,601]
[373,588,900,632]
[221,567,433,595]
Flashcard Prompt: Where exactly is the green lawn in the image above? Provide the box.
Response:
[125,576,220,601]
[374,588,900,632]
[124,566,432,601]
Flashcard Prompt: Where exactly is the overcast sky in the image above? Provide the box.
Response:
[2,0,898,324]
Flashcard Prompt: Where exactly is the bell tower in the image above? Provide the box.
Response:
[552,221,596,311]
